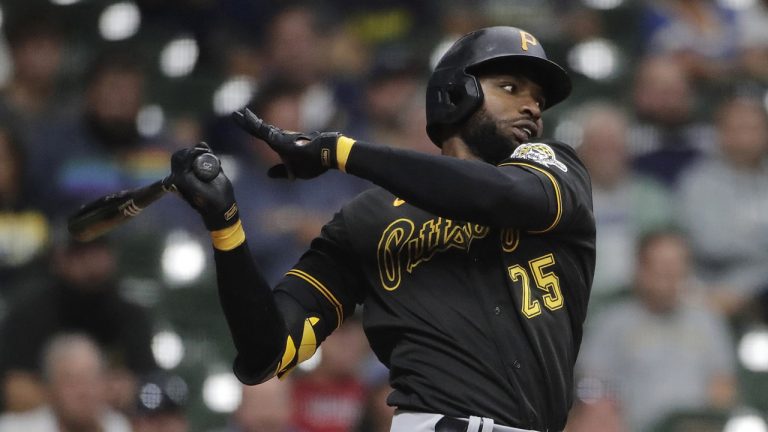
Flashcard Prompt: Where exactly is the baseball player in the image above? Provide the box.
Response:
[171,27,595,432]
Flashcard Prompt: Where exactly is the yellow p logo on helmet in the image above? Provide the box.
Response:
[520,30,538,51]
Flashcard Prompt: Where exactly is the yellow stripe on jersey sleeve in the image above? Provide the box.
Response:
[499,161,563,233]
[285,269,343,329]
[276,335,296,375]
[297,317,320,363]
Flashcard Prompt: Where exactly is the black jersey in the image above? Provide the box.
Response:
[273,140,595,431]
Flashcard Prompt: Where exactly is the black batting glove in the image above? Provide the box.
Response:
[232,108,342,179]
[169,142,239,231]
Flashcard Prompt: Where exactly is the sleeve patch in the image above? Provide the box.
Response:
[511,143,568,172]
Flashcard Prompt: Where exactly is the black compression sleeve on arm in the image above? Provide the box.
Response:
[213,242,287,384]
[345,142,551,228]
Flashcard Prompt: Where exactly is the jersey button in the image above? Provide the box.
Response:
[494,306,501,315]
[513,360,522,369]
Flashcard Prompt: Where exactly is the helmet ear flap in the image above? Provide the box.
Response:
[426,71,483,145]
[445,83,465,106]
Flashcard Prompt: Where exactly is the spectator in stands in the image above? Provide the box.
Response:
[575,102,672,306]
[638,0,739,82]
[260,4,353,134]
[131,371,189,432]
[263,5,327,89]
[25,51,173,219]
[218,377,295,432]
[736,0,768,83]
[0,333,131,432]
[577,231,736,432]
[0,123,49,298]
[629,56,715,186]
[0,11,67,138]
[0,237,156,413]
[327,0,439,51]
[358,50,426,148]
[676,95,768,317]
[291,317,369,432]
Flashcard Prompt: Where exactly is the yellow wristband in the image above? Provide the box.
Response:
[336,136,356,173]
[210,219,246,251]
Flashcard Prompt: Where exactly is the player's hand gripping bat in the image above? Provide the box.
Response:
[67,152,221,242]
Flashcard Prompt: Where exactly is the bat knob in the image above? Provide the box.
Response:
[193,153,221,182]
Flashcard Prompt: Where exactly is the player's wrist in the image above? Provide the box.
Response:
[210,217,245,251]
[202,202,240,232]
[310,132,351,172]
[335,136,356,173]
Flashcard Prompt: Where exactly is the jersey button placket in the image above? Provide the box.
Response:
[494,306,501,315]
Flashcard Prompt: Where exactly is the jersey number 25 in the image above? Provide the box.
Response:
[507,254,564,319]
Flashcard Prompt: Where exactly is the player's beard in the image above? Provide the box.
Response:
[460,108,520,165]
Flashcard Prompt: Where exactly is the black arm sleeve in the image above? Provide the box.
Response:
[213,210,365,384]
[345,142,552,228]
[213,242,287,384]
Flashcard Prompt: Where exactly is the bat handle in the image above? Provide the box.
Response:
[162,151,222,191]
[192,152,221,182]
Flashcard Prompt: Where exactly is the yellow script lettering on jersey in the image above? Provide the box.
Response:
[377,217,489,291]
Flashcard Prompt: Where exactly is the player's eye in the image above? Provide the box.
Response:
[502,83,517,94]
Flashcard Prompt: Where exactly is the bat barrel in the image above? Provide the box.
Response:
[67,180,168,242]
[67,150,220,242]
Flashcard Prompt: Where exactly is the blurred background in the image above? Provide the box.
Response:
[0,0,767,431]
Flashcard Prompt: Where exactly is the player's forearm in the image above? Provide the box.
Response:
[212,230,287,384]
[343,140,550,227]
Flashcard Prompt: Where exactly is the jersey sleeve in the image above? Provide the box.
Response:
[343,138,590,230]
[269,208,368,377]
[497,141,593,234]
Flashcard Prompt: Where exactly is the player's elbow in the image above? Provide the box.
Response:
[232,353,280,385]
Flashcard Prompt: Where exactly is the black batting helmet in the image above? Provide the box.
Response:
[425,26,572,146]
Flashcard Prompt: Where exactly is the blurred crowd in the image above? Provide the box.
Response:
[0,0,767,431]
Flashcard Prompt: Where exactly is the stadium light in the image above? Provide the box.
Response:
[582,0,625,10]
[161,230,206,286]
[724,412,768,432]
[99,2,141,41]
[139,382,164,410]
[568,38,621,81]
[212,76,256,116]
[738,327,768,372]
[160,36,198,78]
[137,104,165,137]
[152,330,185,369]
[716,0,757,10]
[50,0,82,5]
[203,372,241,413]
[138,374,188,410]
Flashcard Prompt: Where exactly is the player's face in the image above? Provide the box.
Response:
[460,73,545,164]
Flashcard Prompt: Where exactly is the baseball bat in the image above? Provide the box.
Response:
[67,152,221,242]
